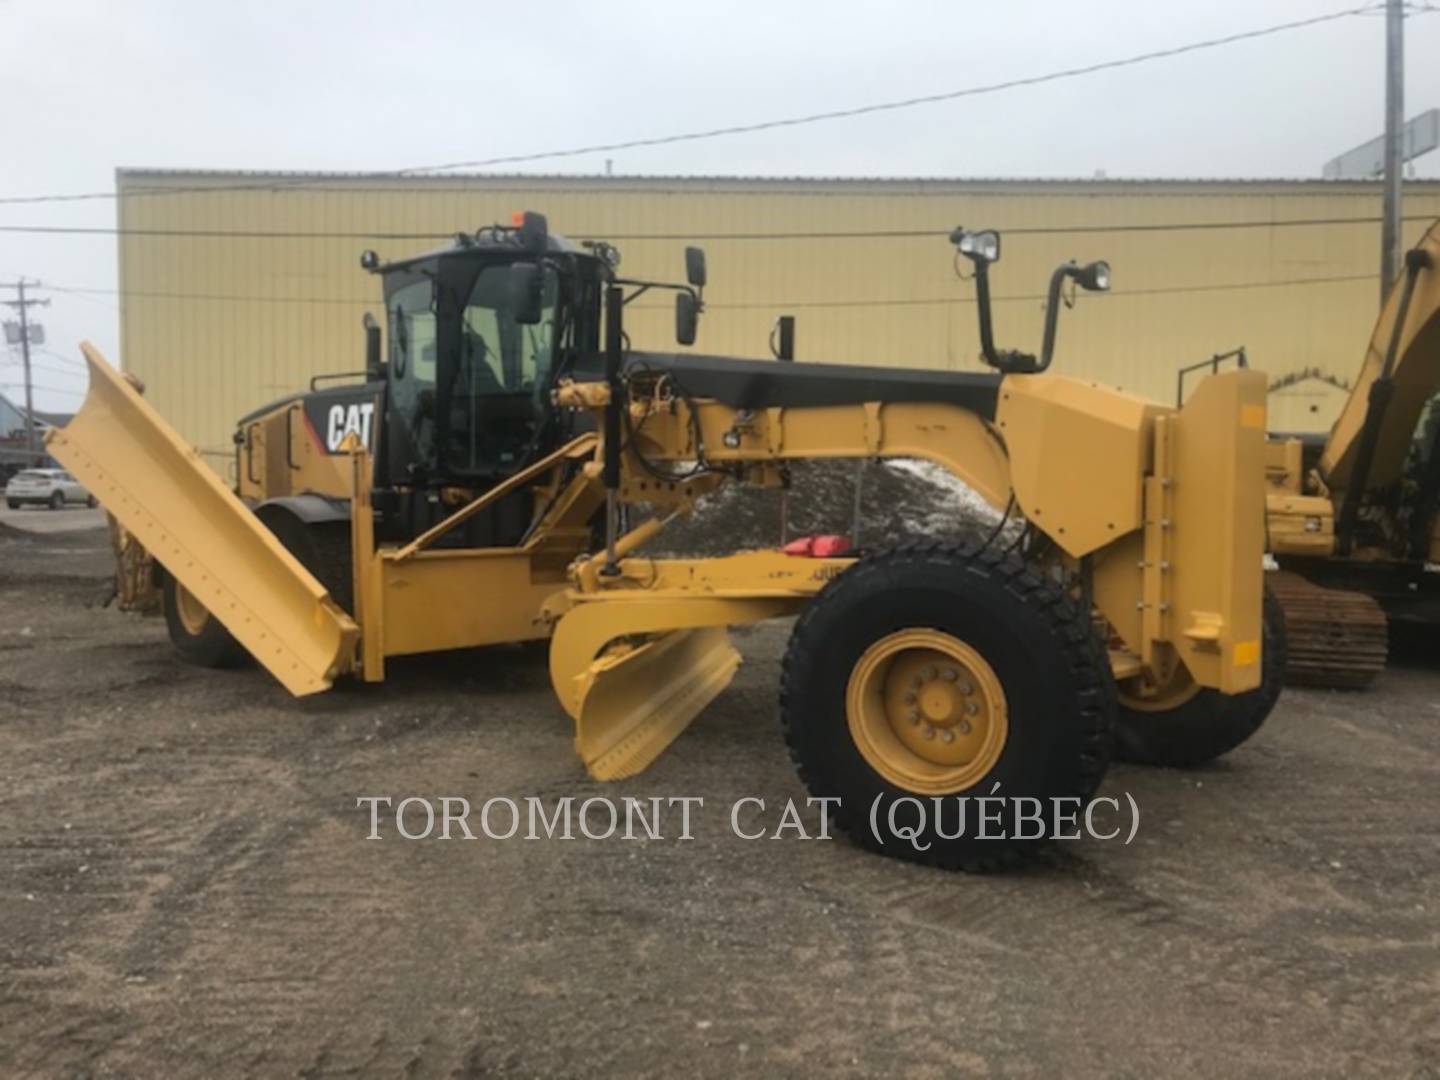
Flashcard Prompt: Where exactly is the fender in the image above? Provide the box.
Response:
[253,493,352,527]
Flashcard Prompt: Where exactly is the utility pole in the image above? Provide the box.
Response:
[2,280,51,465]
[1380,0,1405,301]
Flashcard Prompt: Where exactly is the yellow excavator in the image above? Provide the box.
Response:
[52,215,1277,869]
[1265,220,1440,688]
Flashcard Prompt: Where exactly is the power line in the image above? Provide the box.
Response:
[35,269,1378,312]
[0,380,83,397]
[34,347,86,367]
[0,4,1383,207]
[0,356,83,377]
[3,177,1432,204]
[6,211,1440,243]
[704,273,1376,311]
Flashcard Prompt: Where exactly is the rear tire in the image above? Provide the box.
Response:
[86,495,98,509]
[1114,587,1286,768]
[6,499,18,510]
[48,491,64,510]
[162,573,248,669]
[780,542,1115,871]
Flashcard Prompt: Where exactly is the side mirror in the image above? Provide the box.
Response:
[509,262,545,325]
[676,292,699,346]
[363,313,384,381]
[685,246,707,289]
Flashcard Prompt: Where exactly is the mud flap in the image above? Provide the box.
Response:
[550,595,803,780]
[46,345,359,696]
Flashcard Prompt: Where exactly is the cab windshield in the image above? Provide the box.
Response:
[387,260,560,475]
[459,264,558,395]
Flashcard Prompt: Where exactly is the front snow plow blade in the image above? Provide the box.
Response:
[550,595,803,780]
[47,344,359,696]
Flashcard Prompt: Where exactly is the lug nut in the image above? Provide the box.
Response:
[941,668,958,682]
[904,692,917,704]
[922,665,938,681]
[923,725,936,740]
[958,719,973,735]
[941,729,955,744]
[965,702,979,716]
[960,682,974,695]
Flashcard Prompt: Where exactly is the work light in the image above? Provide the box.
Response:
[1077,260,1111,292]
[951,228,1001,264]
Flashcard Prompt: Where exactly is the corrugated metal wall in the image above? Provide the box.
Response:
[116,171,1440,460]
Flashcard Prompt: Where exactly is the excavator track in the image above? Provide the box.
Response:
[1269,571,1388,689]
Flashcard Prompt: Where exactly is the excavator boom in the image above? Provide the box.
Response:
[1319,220,1440,494]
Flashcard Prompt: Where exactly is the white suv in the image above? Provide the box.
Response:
[5,469,96,510]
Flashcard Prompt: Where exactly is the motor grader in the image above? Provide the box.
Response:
[1264,220,1440,689]
[51,214,1278,869]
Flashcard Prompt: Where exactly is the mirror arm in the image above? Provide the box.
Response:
[1038,262,1077,374]
[973,262,1003,369]
[614,278,697,300]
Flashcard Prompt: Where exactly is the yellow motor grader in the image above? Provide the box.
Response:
[51,214,1277,869]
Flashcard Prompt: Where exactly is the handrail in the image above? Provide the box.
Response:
[389,433,598,563]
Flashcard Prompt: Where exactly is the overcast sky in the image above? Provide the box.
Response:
[2,0,1438,411]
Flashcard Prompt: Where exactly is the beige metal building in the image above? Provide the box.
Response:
[115,169,1440,462]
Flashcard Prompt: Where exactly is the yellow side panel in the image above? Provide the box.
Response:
[996,374,1162,557]
[1263,437,1305,495]
[47,345,358,697]
[378,549,563,657]
[1168,370,1267,694]
[1266,492,1335,557]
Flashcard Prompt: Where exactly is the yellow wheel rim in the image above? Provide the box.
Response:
[174,582,211,636]
[846,629,1008,795]
[1118,668,1202,713]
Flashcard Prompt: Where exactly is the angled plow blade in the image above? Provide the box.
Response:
[573,627,740,780]
[47,344,359,696]
[550,596,802,780]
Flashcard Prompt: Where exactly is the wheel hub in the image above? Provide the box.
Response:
[174,582,211,636]
[847,629,1008,794]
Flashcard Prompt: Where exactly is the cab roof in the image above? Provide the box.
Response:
[375,226,587,274]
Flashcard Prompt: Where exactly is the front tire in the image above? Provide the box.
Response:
[780,542,1115,871]
[162,574,248,669]
[6,499,18,510]
[48,491,64,510]
[1113,587,1286,768]
[253,509,353,615]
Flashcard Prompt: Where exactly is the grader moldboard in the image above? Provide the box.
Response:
[52,214,1279,870]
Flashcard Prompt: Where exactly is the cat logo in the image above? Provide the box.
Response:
[325,403,375,452]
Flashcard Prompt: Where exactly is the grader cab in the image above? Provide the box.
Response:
[50,215,1276,869]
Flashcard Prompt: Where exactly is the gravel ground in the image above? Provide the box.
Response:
[1,523,1438,1078]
